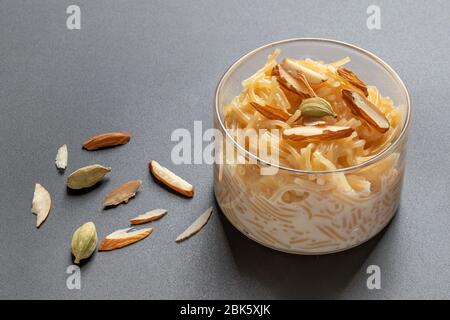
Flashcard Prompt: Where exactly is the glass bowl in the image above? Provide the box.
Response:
[213,38,411,254]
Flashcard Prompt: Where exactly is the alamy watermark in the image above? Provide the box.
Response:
[367,5,381,30]
[366,265,381,290]
[66,5,81,30]
[66,265,81,290]
[171,121,280,175]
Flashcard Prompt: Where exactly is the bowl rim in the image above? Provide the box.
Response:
[214,38,412,174]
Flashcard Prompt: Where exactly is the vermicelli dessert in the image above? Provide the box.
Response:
[214,48,408,254]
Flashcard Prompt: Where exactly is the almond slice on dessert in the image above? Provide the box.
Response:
[130,208,168,225]
[342,89,390,133]
[250,102,292,121]
[281,58,328,84]
[337,67,369,97]
[303,119,328,126]
[98,227,154,251]
[176,207,213,242]
[283,125,354,141]
[273,64,309,97]
[149,160,194,197]
[295,73,317,97]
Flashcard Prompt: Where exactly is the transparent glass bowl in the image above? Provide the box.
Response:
[213,38,411,255]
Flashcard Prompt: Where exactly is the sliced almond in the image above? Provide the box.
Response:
[149,160,194,197]
[102,180,142,208]
[273,64,308,97]
[176,207,213,242]
[82,132,131,151]
[303,119,328,126]
[281,58,328,84]
[98,227,154,251]
[337,67,369,97]
[249,102,292,121]
[286,109,302,125]
[295,73,317,97]
[31,183,51,228]
[55,144,68,170]
[130,208,167,225]
[342,89,390,133]
[283,125,354,142]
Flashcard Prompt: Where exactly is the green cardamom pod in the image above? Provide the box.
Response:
[299,97,337,118]
[71,222,98,264]
[67,164,111,189]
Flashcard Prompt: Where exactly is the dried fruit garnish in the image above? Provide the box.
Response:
[31,183,51,228]
[130,208,167,225]
[273,64,309,97]
[149,160,194,197]
[299,97,337,118]
[283,125,354,142]
[82,132,131,151]
[98,227,154,251]
[102,180,142,208]
[176,207,213,242]
[250,102,292,121]
[295,73,317,97]
[303,119,328,126]
[67,164,111,189]
[342,89,390,133]
[55,144,68,170]
[281,58,328,84]
[337,67,369,97]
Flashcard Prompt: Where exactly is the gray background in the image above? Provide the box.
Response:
[0,0,449,299]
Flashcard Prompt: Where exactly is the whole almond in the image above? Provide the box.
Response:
[82,132,131,151]
[67,164,111,189]
[102,180,142,208]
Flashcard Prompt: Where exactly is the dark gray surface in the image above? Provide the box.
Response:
[1,0,449,299]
